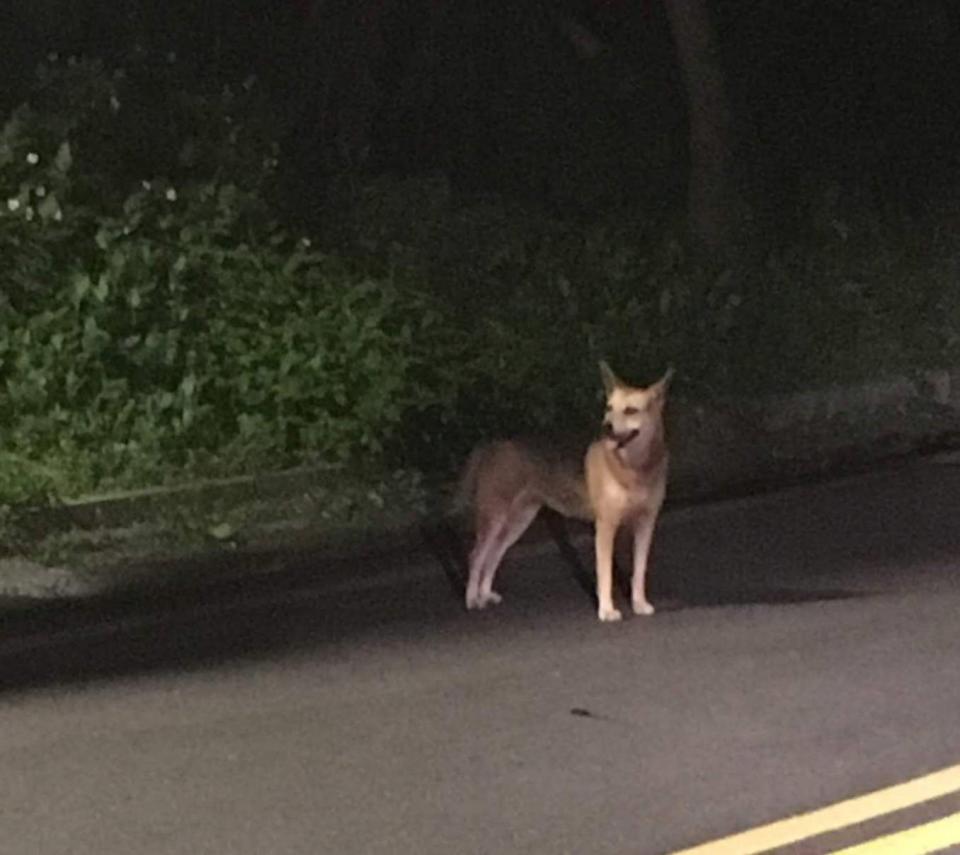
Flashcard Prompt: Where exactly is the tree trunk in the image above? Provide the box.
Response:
[662,0,734,253]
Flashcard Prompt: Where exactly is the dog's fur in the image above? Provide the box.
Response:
[456,363,672,621]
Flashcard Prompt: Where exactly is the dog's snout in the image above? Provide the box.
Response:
[601,420,615,438]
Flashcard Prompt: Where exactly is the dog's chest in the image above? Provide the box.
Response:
[598,446,667,518]
[597,475,657,515]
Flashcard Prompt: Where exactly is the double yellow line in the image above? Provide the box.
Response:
[672,762,960,854]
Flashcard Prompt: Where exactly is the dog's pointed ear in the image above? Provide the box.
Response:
[599,361,622,395]
[649,367,674,399]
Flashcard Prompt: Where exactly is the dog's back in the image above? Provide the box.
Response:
[456,437,592,524]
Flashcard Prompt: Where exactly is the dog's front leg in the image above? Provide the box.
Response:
[630,512,658,616]
[594,518,622,622]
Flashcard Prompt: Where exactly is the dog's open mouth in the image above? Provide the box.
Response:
[612,429,640,449]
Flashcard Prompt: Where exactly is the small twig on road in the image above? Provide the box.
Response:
[569,707,632,729]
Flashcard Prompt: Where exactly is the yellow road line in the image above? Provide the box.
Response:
[670,763,960,855]
[829,810,960,854]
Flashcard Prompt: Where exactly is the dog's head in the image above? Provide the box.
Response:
[599,362,673,451]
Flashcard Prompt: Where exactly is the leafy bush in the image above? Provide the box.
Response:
[1,235,457,493]
[0,56,462,504]
[327,174,960,428]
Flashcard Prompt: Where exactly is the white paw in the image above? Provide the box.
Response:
[465,592,480,610]
[479,590,502,607]
[598,605,623,622]
[632,600,655,616]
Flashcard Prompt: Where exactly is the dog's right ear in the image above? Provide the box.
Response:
[649,366,674,399]
[599,361,622,395]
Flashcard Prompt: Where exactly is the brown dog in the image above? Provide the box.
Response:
[456,363,672,621]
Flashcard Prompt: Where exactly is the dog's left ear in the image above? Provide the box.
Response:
[599,360,622,395]
[649,367,674,399]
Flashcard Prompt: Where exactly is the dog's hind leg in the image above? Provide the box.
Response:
[465,515,503,610]
[476,499,540,608]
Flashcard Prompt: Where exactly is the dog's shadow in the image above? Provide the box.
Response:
[419,517,472,600]
[651,587,864,611]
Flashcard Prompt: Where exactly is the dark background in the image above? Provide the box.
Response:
[3,1,957,233]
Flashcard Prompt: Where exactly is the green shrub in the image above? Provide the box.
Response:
[327,174,960,423]
[0,179,460,498]
[0,57,462,504]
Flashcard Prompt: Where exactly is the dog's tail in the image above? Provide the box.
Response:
[449,445,488,515]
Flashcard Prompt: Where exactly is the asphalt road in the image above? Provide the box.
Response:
[2,457,960,854]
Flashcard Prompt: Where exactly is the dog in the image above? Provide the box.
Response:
[455,362,672,621]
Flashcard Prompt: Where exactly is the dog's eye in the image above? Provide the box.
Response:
[623,406,639,416]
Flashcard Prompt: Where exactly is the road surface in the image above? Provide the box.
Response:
[2,456,960,853]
